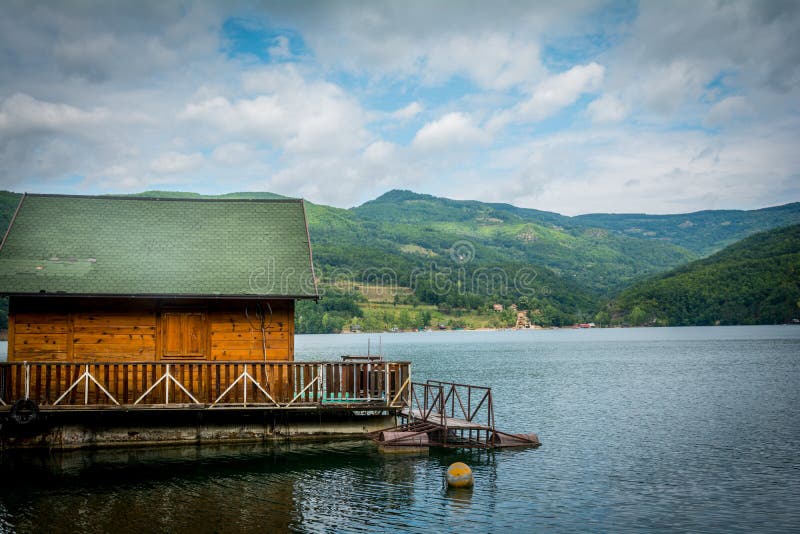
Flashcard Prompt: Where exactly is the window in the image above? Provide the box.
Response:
[161,311,206,359]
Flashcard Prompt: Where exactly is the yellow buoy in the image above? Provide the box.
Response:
[446,462,474,488]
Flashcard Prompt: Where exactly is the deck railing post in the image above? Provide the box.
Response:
[489,389,496,446]
[407,363,411,405]
[318,363,323,402]
[467,387,471,423]
[366,363,370,401]
[0,365,6,405]
[24,361,30,400]
[440,384,447,443]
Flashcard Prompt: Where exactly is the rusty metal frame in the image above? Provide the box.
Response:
[396,380,498,449]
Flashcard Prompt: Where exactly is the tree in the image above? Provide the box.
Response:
[397,309,412,330]
[628,306,647,326]
[500,308,516,327]
[420,310,432,327]
[594,310,611,327]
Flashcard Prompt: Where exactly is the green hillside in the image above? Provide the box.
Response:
[350,190,695,293]
[609,224,800,326]
[305,196,601,327]
[575,202,800,255]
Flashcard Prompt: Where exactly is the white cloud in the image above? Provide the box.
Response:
[587,94,627,123]
[704,96,754,128]
[464,120,800,215]
[181,95,283,138]
[488,62,605,131]
[605,1,800,120]
[211,142,259,165]
[423,33,543,90]
[182,65,369,155]
[522,62,604,117]
[392,101,423,120]
[638,60,711,114]
[413,112,488,151]
[150,151,205,174]
[285,2,593,88]
[0,93,110,133]
[363,141,396,162]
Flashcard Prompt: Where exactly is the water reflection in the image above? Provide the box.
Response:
[2,443,310,533]
[0,440,506,533]
[445,487,473,508]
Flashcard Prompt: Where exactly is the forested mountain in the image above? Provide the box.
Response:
[609,224,800,325]
[575,202,800,255]
[1,189,798,330]
[344,190,695,293]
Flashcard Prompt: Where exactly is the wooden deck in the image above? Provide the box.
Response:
[0,360,411,412]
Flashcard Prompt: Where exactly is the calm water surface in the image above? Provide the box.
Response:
[1,326,799,532]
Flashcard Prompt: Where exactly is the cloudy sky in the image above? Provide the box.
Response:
[1,0,798,215]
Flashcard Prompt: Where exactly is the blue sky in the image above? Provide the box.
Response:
[0,0,798,215]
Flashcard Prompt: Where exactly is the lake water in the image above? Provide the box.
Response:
[2,326,800,532]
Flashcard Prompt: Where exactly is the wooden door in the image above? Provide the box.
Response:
[161,311,207,359]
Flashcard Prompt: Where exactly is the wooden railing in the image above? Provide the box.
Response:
[0,361,411,410]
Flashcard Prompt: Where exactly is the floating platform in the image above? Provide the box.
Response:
[369,380,540,450]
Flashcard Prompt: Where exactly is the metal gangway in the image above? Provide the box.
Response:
[370,380,540,449]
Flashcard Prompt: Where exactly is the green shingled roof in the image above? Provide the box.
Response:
[0,194,318,298]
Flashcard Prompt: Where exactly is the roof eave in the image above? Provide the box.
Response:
[301,199,320,297]
[0,193,26,253]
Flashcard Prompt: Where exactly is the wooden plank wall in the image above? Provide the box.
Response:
[8,297,295,362]
[209,300,294,361]
[73,302,157,360]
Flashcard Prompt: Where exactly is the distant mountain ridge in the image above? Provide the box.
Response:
[361,190,800,255]
[611,224,800,325]
[347,189,695,294]
[575,202,800,255]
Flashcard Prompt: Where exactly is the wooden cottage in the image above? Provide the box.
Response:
[0,194,318,362]
[0,194,410,449]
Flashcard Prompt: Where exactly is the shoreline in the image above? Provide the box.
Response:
[305,323,800,335]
